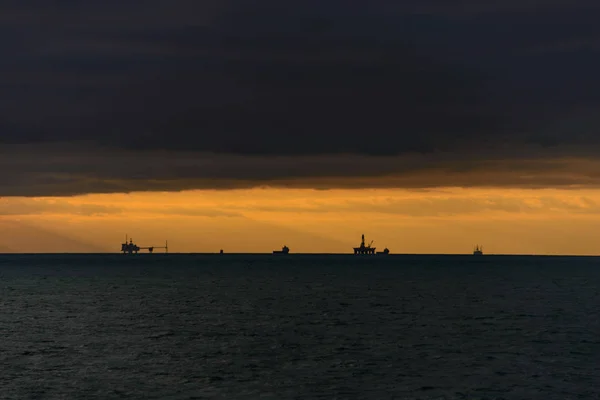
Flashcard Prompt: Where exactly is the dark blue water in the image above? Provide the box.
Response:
[1,254,599,399]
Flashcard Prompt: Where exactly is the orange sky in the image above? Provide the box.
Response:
[1,187,600,254]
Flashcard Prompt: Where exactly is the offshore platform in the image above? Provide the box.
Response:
[353,234,390,255]
[353,234,376,254]
[121,235,168,254]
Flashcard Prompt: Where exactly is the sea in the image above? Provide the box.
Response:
[0,254,599,400]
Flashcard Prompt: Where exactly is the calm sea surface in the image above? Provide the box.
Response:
[0,254,599,399]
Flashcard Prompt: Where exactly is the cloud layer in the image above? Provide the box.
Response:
[1,1,600,194]
[2,144,600,196]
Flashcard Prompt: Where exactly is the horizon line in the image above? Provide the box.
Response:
[0,252,598,257]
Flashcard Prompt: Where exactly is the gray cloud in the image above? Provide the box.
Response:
[1,1,600,194]
[0,144,600,196]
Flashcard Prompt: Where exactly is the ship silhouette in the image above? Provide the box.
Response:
[273,245,290,254]
[473,245,483,256]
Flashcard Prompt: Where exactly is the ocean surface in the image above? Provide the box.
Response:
[0,254,599,399]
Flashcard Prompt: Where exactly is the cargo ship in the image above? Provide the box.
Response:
[273,245,290,254]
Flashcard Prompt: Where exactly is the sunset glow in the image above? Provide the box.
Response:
[2,1,600,256]
[2,187,600,254]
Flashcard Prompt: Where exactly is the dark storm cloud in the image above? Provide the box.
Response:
[4,144,600,197]
[1,1,600,195]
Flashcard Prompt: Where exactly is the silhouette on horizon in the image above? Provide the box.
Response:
[273,245,290,254]
[121,235,168,254]
[353,234,376,254]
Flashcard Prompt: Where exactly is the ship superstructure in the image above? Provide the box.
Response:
[353,234,376,254]
[273,245,290,254]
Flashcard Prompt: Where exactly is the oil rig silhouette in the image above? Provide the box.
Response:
[353,234,390,255]
[353,234,376,254]
[121,235,168,254]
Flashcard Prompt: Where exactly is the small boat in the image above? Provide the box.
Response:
[377,248,390,255]
[473,245,483,256]
[273,245,290,254]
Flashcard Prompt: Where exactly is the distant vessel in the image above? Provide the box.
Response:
[273,245,290,254]
[377,248,390,255]
[473,245,483,256]
[121,235,168,254]
[353,234,376,255]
